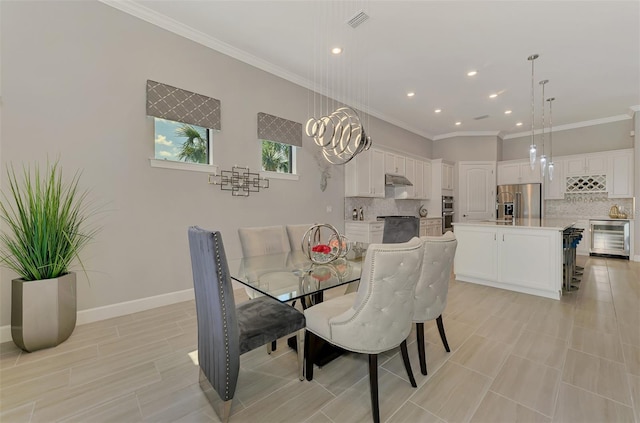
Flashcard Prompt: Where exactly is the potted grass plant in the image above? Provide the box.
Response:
[0,160,98,352]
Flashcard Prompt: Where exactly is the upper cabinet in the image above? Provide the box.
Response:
[442,163,455,191]
[565,155,607,177]
[412,160,432,200]
[497,159,542,185]
[344,148,385,197]
[607,149,634,198]
[384,152,405,176]
[403,157,416,198]
[543,159,565,200]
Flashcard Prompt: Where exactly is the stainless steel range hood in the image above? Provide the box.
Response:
[385,173,413,186]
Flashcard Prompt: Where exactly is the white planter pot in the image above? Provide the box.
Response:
[11,272,77,352]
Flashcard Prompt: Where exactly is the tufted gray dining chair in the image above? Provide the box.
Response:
[413,231,457,375]
[238,225,294,352]
[188,226,305,423]
[304,238,424,423]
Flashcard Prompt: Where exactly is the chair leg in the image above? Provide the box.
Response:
[436,315,450,352]
[305,330,315,381]
[296,329,305,381]
[400,340,417,387]
[416,322,427,375]
[220,400,233,423]
[266,339,277,354]
[368,354,380,423]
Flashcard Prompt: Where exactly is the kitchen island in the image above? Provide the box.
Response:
[453,218,576,300]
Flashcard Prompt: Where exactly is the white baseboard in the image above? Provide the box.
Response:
[0,288,195,344]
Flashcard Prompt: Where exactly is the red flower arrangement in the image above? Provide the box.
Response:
[311,244,331,254]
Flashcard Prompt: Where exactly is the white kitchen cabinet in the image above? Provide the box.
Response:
[453,225,498,280]
[544,158,565,200]
[414,160,425,199]
[384,152,405,176]
[426,218,442,236]
[423,161,432,199]
[565,155,607,176]
[607,149,634,198]
[344,148,385,197]
[498,229,560,294]
[454,224,562,299]
[344,221,384,244]
[442,163,454,191]
[497,159,541,185]
[404,157,416,198]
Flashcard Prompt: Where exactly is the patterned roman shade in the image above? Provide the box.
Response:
[146,80,221,130]
[257,112,302,147]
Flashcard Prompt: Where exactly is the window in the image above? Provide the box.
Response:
[261,139,294,174]
[154,118,211,164]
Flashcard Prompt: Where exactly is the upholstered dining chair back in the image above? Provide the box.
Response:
[285,224,314,251]
[238,225,291,257]
[188,226,240,403]
[326,238,424,352]
[414,232,457,322]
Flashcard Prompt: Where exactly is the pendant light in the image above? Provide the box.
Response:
[527,54,539,169]
[539,79,549,178]
[546,97,556,181]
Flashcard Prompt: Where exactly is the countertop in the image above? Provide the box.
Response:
[453,218,576,231]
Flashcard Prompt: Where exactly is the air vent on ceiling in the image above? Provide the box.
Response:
[473,115,490,120]
[347,10,370,28]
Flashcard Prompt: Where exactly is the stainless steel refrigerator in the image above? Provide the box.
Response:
[496,183,542,222]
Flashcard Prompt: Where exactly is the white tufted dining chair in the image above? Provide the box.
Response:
[413,231,457,375]
[238,225,291,257]
[285,224,314,251]
[304,238,424,423]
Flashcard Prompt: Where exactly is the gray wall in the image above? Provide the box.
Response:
[432,135,500,161]
[0,1,431,325]
[502,119,634,160]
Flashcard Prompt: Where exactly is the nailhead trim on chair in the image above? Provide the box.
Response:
[213,233,231,399]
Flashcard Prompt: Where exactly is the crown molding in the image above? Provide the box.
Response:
[100,0,435,141]
[432,131,501,141]
[502,114,633,140]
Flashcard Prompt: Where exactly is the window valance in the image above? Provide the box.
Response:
[146,80,221,130]
[257,112,302,147]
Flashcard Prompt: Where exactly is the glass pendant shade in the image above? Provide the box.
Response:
[540,154,547,177]
[547,161,554,181]
[529,144,537,169]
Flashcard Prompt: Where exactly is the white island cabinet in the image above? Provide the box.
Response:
[453,219,574,300]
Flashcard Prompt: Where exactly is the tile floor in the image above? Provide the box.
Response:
[1,256,638,422]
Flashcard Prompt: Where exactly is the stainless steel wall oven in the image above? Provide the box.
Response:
[442,196,454,233]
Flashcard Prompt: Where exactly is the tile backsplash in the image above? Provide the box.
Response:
[345,197,423,221]
[545,193,634,219]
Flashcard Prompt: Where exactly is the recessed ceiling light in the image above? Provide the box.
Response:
[331,47,342,55]
[505,110,512,114]
[434,109,442,113]
[489,93,498,98]
[407,92,415,97]
[455,121,462,126]
[467,70,478,76]
[516,122,523,126]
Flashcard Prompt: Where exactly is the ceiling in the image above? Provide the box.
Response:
[110,1,639,140]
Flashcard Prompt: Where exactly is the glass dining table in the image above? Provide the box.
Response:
[227,250,364,366]
[227,250,363,305]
